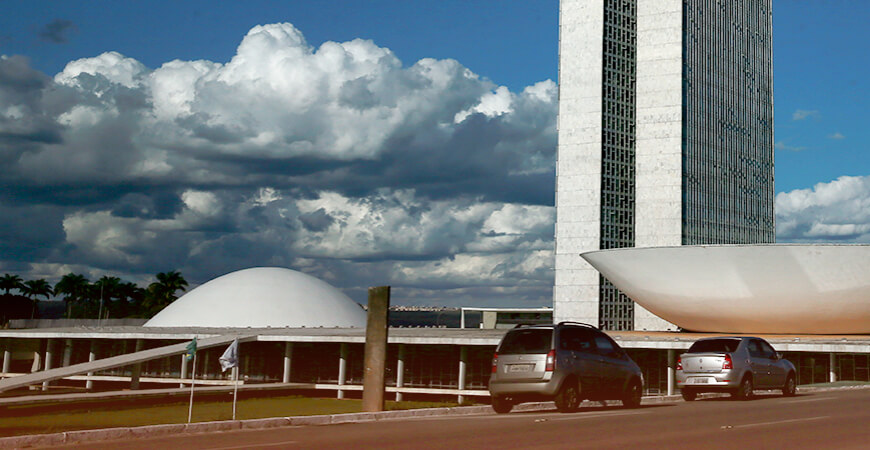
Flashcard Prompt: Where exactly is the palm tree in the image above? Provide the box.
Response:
[143,271,188,317]
[94,276,121,320]
[0,274,25,295]
[54,273,90,319]
[21,279,53,319]
[115,281,144,318]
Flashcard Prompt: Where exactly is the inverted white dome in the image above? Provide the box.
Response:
[581,244,870,334]
[144,267,366,328]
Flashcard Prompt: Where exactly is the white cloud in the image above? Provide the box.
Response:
[776,175,870,242]
[829,132,845,140]
[792,109,819,121]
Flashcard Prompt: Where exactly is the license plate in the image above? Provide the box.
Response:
[691,377,711,384]
[508,364,534,373]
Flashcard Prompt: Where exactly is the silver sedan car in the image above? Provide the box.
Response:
[676,337,796,400]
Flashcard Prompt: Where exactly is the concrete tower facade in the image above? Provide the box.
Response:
[555,0,775,330]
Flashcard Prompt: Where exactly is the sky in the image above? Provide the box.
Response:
[0,0,867,307]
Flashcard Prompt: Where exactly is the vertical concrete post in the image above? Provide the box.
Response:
[395,344,405,402]
[130,339,144,389]
[42,339,54,390]
[179,353,189,388]
[86,340,97,390]
[337,343,348,399]
[2,339,11,376]
[458,346,468,404]
[62,339,73,367]
[362,286,390,412]
[667,349,676,396]
[282,342,293,383]
[829,353,837,383]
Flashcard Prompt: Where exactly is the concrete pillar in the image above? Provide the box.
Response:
[362,286,390,412]
[830,353,837,383]
[130,339,144,389]
[282,342,293,383]
[86,341,97,390]
[337,343,348,399]
[395,344,405,402]
[62,339,73,367]
[667,349,676,396]
[2,339,11,376]
[179,353,188,388]
[42,339,54,390]
[458,346,468,404]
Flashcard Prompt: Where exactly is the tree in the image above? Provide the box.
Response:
[21,279,53,319]
[54,273,90,319]
[0,274,25,295]
[142,271,188,317]
[93,276,121,320]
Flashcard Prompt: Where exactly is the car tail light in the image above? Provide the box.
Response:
[723,354,733,370]
[676,357,682,371]
[491,352,498,373]
[545,350,556,372]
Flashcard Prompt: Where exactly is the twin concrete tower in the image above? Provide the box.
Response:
[554,0,775,330]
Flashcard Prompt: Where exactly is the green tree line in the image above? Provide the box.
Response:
[0,271,187,324]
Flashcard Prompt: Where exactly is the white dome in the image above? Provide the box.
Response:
[581,244,870,334]
[144,267,366,328]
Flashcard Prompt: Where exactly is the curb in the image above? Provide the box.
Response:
[3,386,868,448]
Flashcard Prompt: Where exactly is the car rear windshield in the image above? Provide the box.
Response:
[498,329,553,354]
[688,339,740,354]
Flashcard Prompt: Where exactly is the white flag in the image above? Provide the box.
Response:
[219,339,239,372]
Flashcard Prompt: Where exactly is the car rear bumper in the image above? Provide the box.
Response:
[489,378,561,397]
[676,372,740,389]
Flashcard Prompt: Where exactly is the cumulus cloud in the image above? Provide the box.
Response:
[776,176,870,242]
[0,23,557,307]
[829,132,845,140]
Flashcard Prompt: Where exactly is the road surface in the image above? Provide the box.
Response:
[49,388,870,449]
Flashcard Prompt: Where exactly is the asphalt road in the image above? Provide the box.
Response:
[49,389,870,449]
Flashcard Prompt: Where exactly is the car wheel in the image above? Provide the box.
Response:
[734,376,754,400]
[555,379,581,413]
[622,379,642,409]
[782,373,797,397]
[491,395,513,414]
[681,388,696,401]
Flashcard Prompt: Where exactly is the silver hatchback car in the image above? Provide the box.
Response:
[676,336,797,400]
[488,322,644,413]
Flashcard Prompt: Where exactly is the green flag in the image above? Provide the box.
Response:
[185,337,197,361]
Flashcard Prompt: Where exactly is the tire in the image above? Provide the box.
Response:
[681,388,697,402]
[734,376,754,401]
[622,379,642,409]
[782,373,797,397]
[491,395,513,414]
[555,379,581,413]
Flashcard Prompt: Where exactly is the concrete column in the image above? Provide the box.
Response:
[337,343,348,399]
[282,342,293,383]
[395,344,405,402]
[42,339,54,390]
[86,341,97,390]
[179,353,188,388]
[130,339,144,389]
[2,339,11,376]
[458,346,468,404]
[667,349,676,396]
[829,353,837,383]
[62,339,73,367]
[362,286,390,412]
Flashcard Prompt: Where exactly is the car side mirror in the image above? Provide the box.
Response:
[775,352,783,360]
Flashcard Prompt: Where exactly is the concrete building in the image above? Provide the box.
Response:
[555,0,775,331]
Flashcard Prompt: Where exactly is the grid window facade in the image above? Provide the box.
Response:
[598,0,637,331]
[681,0,775,244]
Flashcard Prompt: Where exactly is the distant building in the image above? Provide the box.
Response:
[555,0,775,331]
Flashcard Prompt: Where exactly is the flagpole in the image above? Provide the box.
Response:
[187,351,196,423]
[232,365,239,420]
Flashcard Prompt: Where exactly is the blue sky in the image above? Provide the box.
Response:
[0,1,867,306]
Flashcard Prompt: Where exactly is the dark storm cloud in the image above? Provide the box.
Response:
[38,19,77,44]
